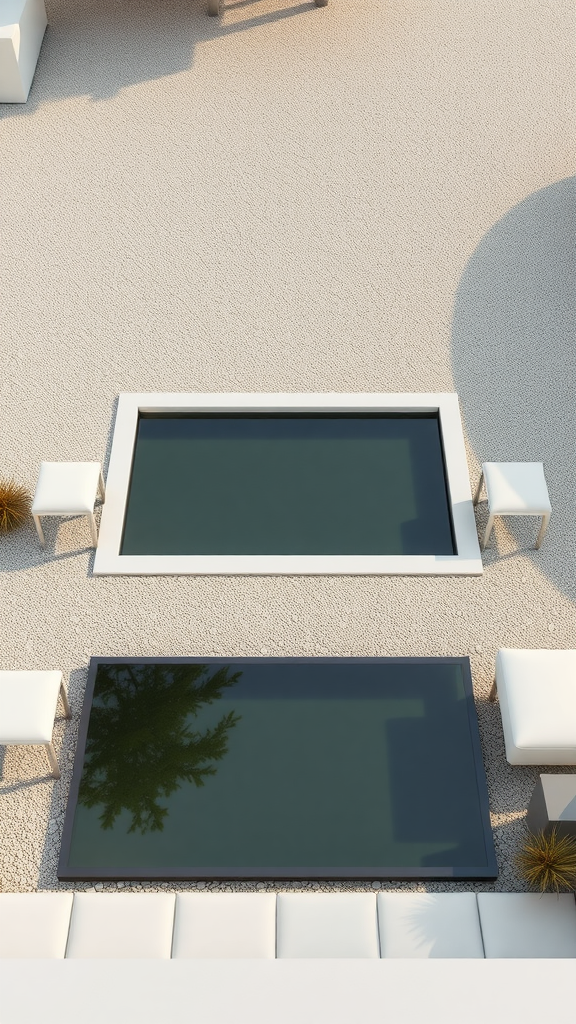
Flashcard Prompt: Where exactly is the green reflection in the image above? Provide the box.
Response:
[80,663,241,834]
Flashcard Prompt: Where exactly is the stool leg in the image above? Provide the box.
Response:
[535,512,550,549]
[59,682,72,720]
[482,513,495,551]
[33,514,46,547]
[88,513,98,547]
[488,679,497,702]
[98,471,106,501]
[45,743,61,779]
[473,471,484,506]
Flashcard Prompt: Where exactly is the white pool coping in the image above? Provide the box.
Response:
[93,393,483,576]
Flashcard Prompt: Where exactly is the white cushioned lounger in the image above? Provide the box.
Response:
[477,893,576,958]
[377,893,485,958]
[0,893,73,958]
[65,893,175,959]
[276,893,379,958]
[172,893,276,958]
[495,649,576,765]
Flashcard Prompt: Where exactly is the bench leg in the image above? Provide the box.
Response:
[535,512,550,549]
[482,513,495,551]
[488,679,497,702]
[98,471,106,501]
[59,682,72,720]
[88,512,98,547]
[45,743,60,779]
[208,0,219,14]
[33,514,45,546]
[473,471,484,506]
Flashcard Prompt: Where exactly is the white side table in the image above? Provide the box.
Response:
[473,462,551,551]
[0,671,71,779]
[526,774,576,840]
[31,462,106,548]
[0,0,47,104]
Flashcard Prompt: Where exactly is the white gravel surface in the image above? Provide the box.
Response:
[0,0,575,894]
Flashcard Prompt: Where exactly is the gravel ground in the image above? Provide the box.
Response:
[0,0,575,894]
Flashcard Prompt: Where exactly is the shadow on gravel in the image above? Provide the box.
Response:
[37,666,87,890]
[0,520,99,575]
[0,0,315,119]
[451,176,576,601]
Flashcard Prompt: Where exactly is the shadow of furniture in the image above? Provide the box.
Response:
[208,0,328,17]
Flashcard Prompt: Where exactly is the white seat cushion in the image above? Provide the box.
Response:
[377,893,484,958]
[172,894,276,959]
[32,462,102,515]
[276,893,379,958]
[483,462,551,515]
[496,649,576,764]
[478,893,576,958]
[65,894,175,959]
[0,893,73,958]
[0,671,62,744]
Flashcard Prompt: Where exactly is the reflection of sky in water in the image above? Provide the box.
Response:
[66,660,492,874]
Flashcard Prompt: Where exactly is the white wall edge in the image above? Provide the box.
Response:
[0,959,572,1024]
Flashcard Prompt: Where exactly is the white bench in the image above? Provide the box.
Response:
[0,0,47,104]
[0,670,71,779]
[1,891,575,959]
[491,649,576,764]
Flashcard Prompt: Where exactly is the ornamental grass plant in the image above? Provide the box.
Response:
[516,828,576,893]
[0,477,30,533]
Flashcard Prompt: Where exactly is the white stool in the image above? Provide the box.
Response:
[31,462,106,548]
[0,0,47,104]
[473,461,551,551]
[0,671,71,779]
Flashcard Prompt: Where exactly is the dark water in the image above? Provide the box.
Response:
[60,659,495,879]
[120,415,456,555]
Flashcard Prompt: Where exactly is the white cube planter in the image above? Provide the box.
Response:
[0,0,47,103]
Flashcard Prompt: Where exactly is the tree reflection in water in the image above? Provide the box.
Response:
[79,663,241,835]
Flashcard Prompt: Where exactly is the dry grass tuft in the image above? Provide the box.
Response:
[0,477,31,533]
[516,828,576,893]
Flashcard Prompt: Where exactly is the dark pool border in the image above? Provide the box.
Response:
[58,657,498,882]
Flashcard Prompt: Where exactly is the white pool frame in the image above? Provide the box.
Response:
[93,393,483,576]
